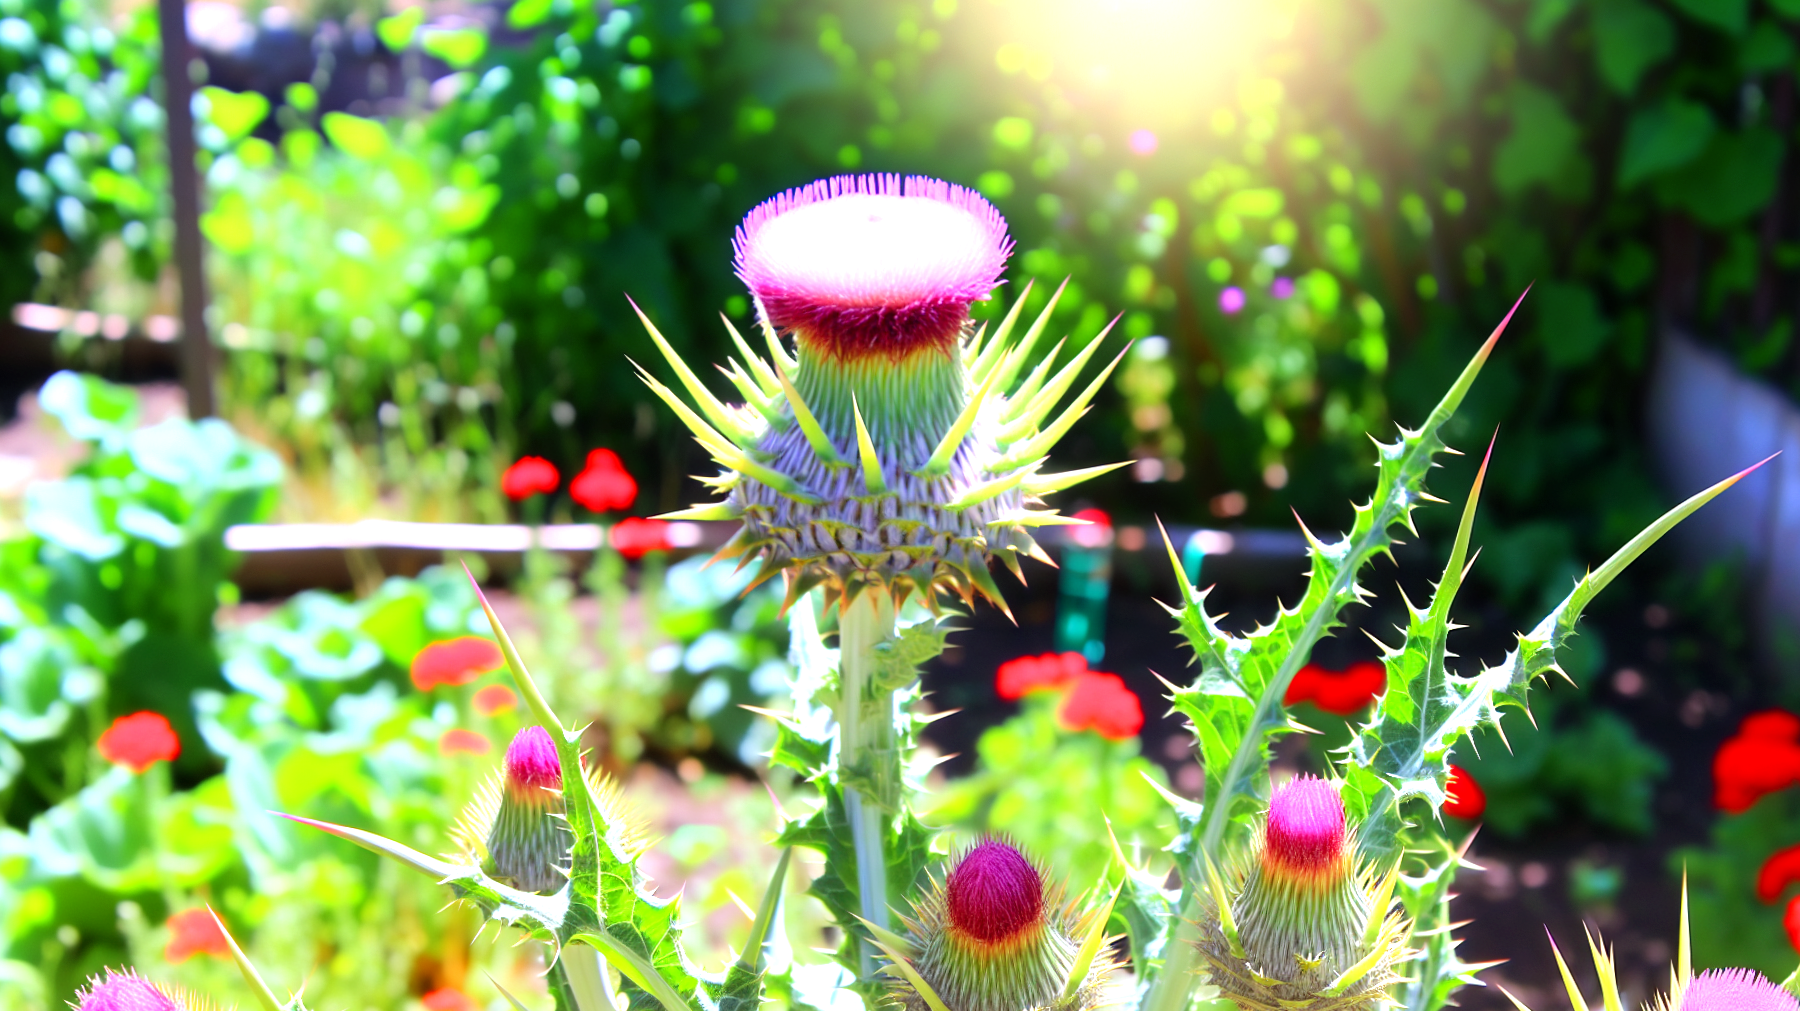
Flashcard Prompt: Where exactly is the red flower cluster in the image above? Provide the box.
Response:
[439,729,492,756]
[97,712,180,773]
[411,637,504,691]
[992,651,1143,740]
[611,516,672,559]
[473,684,517,716]
[1443,763,1486,820]
[1284,661,1387,716]
[1756,844,1800,952]
[571,448,637,513]
[1715,710,1800,813]
[995,652,1090,700]
[164,908,229,963]
[501,456,560,501]
[1062,672,1144,739]
[422,988,478,1011]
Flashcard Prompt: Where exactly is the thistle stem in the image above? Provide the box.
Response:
[837,589,898,978]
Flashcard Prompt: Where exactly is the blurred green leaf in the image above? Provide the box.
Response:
[421,28,486,70]
[1667,0,1748,33]
[0,628,72,743]
[376,7,423,51]
[1618,99,1713,188]
[320,112,390,160]
[201,190,256,254]
[1591,0,1676,94]
[199,86,269,142]
[27,768,159,893]
[1493,85,1582,196]
[1655,127,1785,227]
[37,371,136,446]
[24,479,121,561]
[507,0,553,29]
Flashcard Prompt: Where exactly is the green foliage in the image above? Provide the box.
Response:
[1455,695,1667,837]
[927,692,1173,898]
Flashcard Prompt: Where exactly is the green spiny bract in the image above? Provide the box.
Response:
[637,174,1127,616]
[886,840,1114,1011]
[1198,777,1408,1011]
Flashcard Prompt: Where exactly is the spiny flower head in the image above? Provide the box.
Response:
[451,725,572,894]
[893,840,1114,1011]
[1679,969,1799,1011]
[1197,776,1409,1011]
[74,970,194,1011]
[638,173,1129,615]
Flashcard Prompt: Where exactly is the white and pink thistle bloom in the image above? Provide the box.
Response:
[640,172,1128,615]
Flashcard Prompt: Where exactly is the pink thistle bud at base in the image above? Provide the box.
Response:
[897,840,1113,1011]
[1197,776,1410,1011]
[480,726,572,894]
[1679,969,1800,1011]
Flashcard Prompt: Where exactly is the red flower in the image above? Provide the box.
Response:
[439,729,492,756]
[97,712,180,772]
[1444,764,1486,819]
[570,448,638,513]
[472,684,517,716]
[421,988,477,1011]
[1069,507,1112,549]
[611,517,672,559]
[1060,672,1145,740]
[1285,661,1387,716]
[1715,710,1800,812]
[501,456,560,501]
[164,908,229,963]
[995,652,1088,700]
[411,637,504,691]
[1759,844,1800,903]
[1787,896,1800,954]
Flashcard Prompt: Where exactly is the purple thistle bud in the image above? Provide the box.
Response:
[484,725,572,894]
[734,174,1011,360]
[1681,968,1800,1011]
[74,970,186,1011]
[1264,775,1348,884]
[945,840,1045,945]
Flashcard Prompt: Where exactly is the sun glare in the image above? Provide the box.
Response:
[981,0,1295,130]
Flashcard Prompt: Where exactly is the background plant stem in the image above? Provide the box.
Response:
[836,590,897,979]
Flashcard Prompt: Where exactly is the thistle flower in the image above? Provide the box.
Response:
[74,970,199,1011]
[1677,969,1799,1011]
[449,725,642,897]
[638,173,1128,614]
[1197,776,1409,1011]
[886,840,1115,1011]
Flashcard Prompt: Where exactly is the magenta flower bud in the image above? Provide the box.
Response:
[1263,775,1350,886]
[74,970,190,1011]
[945,840,1045,945]
[1198,776,1408,1011]
[895,840,1112,1011]
[482,726,572,894]
[1681,969,1800,1011]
